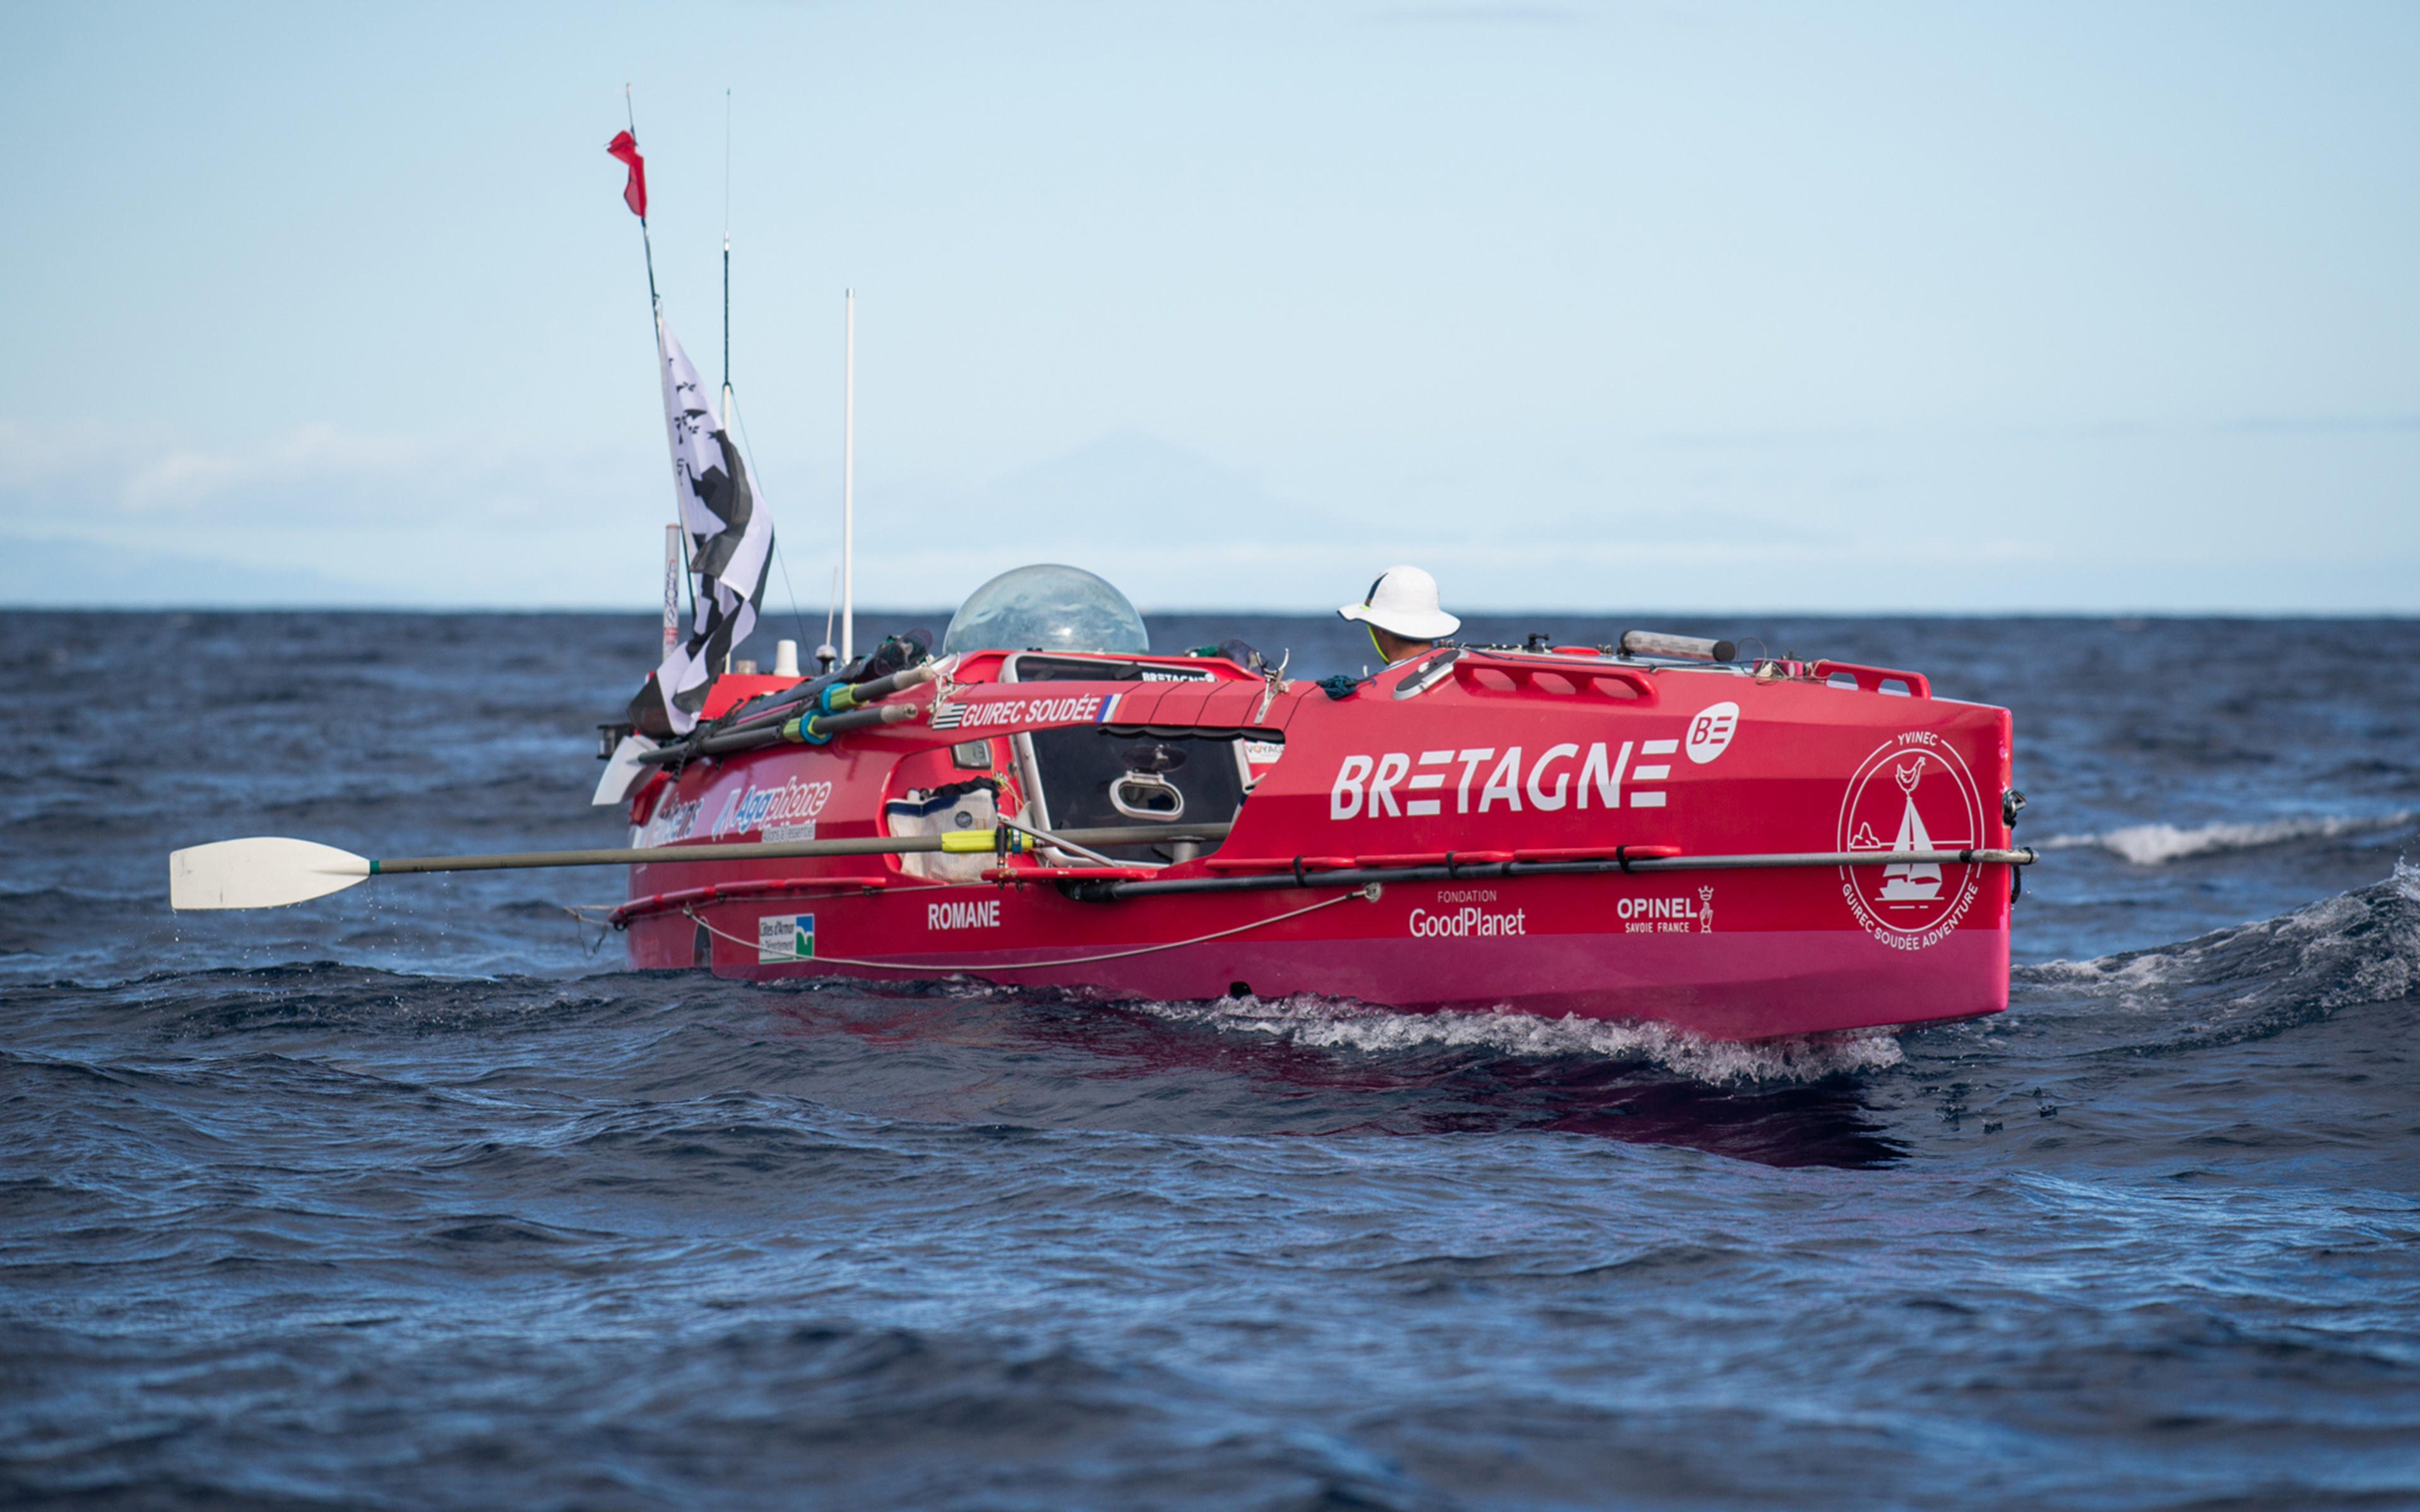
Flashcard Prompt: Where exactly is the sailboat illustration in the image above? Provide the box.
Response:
[1877,757,1941,902]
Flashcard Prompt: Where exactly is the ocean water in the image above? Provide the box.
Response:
[4,610,2417,1510]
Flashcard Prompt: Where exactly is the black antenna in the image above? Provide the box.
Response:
[625,84,683,627]
[626,85,659,319]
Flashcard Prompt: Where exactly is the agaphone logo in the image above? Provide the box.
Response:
[1836,731,1984,950]
[714,776,834,839]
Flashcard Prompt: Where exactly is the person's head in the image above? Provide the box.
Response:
[1338,565,1460,664]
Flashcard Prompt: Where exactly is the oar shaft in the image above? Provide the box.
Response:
[1628,848,2035,871]
[1071,846,2038,901]
[371,823,1233,877]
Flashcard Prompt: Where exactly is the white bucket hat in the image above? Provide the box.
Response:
[1338,565,1460,642]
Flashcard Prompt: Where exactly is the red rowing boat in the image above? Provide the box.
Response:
[163,148,2029,1035]
[604,570,2031,1041]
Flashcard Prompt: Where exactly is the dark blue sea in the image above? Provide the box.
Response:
[5,610,2417,1510]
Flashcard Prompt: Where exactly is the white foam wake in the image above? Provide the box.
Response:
[2034,810,2416,865]
[1137,993,1906,1085]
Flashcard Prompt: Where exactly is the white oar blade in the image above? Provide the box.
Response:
[593,733,660,806]
[169,837,374,911]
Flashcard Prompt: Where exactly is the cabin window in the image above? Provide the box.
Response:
[1000,653,1245,865]
[1018,728,1249,864]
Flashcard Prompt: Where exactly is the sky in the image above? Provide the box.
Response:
[1,0,2415,615]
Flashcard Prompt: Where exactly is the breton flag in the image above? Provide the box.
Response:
[653,318,774,733]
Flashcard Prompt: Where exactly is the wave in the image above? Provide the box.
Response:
[1148,864,2420,1084]
[2034,810,2416,865]
[2013,860,2420,1044]
[1137,992,1906,1085]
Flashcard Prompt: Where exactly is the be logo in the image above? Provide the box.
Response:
[1685,702,1739,764]
[1835,734,1985,950]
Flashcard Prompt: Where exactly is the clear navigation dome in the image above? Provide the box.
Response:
[941,564,1149,656]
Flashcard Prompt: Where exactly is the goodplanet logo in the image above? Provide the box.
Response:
[1408,906,1528,938]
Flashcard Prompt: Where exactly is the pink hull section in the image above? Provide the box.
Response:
[624,878,2012,1042]
[624,914,2003,1045]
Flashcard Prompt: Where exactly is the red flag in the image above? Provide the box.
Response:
[605,131,647,219]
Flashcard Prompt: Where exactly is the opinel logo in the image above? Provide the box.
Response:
[1836,732,1985,950]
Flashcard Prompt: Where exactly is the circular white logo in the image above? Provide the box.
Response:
[1836,735,1985,948]
[1685,702,1740,764]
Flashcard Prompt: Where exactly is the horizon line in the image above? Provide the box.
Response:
[9,603,2417,622]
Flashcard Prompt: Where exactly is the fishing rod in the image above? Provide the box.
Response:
[627,661,936,770]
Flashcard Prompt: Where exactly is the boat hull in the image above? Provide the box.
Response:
[615,647,2021,1042]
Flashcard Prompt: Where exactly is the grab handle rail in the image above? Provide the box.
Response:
[1451,655,1659,704]
[1810,659,1930,699]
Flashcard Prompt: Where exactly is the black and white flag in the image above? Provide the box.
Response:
[653,317,774,733]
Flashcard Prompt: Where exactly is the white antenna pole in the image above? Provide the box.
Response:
[841,288,856,664]
[662,524,680,654]
[818,566,839,671]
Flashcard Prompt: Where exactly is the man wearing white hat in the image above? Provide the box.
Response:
[1338,565,1461,665]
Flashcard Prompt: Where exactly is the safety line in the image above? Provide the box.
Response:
[680,884,1380,971]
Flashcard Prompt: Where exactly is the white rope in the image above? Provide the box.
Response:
[681,883,1380,971]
